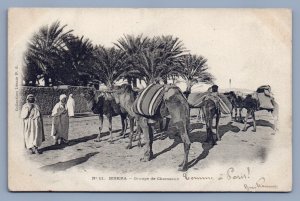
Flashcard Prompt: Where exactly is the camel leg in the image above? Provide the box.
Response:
[209,117,216,145]
[108,116,113,143]
[234,107,238,121]
[197,108,201,122]
[164,117,171,131]
[252,110,256,132]
[159,119,164,140]
[120,114,128,138]
[176,121,191,171]
[200,108,205,123]
[242,111,250,131]
[136,123,142,147]
[126,117,135,149]
[204,111,210,142]
[95,115,103,142]
[140,118,154,162]
[239,108,243,123]
[204,109,214,144]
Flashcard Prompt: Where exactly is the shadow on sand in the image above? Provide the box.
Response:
[242,119,274,132]
[40,129,122,153]
[150,122,240,161]
[72,113,97,118]
[187,122,241,169]
[40,152,99,172]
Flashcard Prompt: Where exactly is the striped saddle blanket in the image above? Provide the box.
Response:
[133,84,165,117]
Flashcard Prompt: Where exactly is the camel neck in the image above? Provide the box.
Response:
[120,93,135,116]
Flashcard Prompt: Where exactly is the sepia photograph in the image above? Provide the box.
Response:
[7,8,292,192]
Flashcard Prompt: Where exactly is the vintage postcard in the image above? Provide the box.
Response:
[8,8,292,192]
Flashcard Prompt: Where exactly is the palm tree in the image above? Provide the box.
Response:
[21,50,43,86]
[117,35,186,85]
[26,21,73,86]
[62,35,94,85]
[91,46,129,89]
[176,54,214,94]
[115,34,150,86]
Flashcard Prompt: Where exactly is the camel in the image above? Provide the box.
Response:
[224,89,278,132]
[82,90,132,143]
[112,85,142,149]
[223,91,244,122]
[201,98,221,144]
[185,86,223,144]
[114,84,191,171]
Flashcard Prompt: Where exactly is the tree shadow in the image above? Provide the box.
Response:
[40,152,99,172]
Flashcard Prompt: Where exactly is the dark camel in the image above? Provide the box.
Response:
[82,90,131,143]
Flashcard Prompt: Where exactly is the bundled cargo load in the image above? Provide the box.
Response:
[255,85,275,110]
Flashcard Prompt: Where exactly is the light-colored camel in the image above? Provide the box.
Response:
[114,84,191,171]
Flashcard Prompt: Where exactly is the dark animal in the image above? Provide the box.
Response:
[224,91,244,122]
[241,94,258,132]
[202,98,221,145]
[186,85,222,145]
[225,89,278,132]
[82,90,131,143]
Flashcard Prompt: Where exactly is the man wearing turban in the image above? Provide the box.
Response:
[20,94,45,154]
[51,94,69,145]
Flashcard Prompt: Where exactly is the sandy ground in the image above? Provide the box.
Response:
[26,109,276,173]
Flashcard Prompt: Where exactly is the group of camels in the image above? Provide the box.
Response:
[82,83,278,171]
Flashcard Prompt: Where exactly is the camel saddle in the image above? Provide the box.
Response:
[188,92,232,114]
[133,84,165,117]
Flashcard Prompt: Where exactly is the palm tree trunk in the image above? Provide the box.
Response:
[127,77,132,85]
[185,80,193,98]
[163,77,168,84]
[107,81,113,90]
[44,75,50,86]
[132,78,137,87]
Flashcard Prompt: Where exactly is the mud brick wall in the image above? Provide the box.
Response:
[19,86,99,115]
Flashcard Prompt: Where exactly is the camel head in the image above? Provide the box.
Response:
[111,84,132,104]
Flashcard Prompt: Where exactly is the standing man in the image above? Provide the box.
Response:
[67,94,75,117]
[21,94,45,154]
[51,94,69,145]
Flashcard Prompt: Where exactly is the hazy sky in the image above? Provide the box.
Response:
[9,8,291,95]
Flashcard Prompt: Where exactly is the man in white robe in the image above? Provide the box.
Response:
[21,94,45,154]
[67,94,75,117]
[51,94,69,145]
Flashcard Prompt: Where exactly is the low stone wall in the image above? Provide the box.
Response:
[19,86,97,115]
